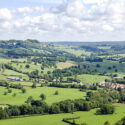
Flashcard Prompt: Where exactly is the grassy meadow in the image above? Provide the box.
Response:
[0,86,86,105]
[0,103,124,125]
[67,74,110,84]
[54,45,91,56]
[11,63,54,74]
[56,61,76,69]
[85,60,125,74]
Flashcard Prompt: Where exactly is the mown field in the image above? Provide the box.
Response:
[67,74,111,84]
[0,86,86,105]
[2,69,29,80]
[0,103,124,125]
[56,61,76,69]
[54,45,91,56]
[77,74,110,84]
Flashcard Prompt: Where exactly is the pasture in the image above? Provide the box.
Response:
[84,60,125,74]
[11,63,54,74]
[56,61,76,69]
[0,103,124,125]
[0,86,86,105]
[0,69,29,81]
[77,74,110,84]
[68,74,110,84]
[54,45,91,56]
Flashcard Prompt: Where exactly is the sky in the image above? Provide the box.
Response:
[0,0,125,42]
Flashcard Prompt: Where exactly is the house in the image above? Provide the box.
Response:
[77,82,83,85]
[7,77,22,81]
[114,77,123,80]
[98,81,125,90]
[53,79,60,82]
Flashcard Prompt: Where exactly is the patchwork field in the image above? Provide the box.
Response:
[0,103,124,125]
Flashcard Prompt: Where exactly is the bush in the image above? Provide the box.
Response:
[25,64,30,68]
[25,96,33,104]
[40,93,46,100]
[8,89,12,93]
[0,109,8,119]
[96,104,115,115]
[104,121,110,125]
[54,90,59,95]
[4,91,8,95]
[13,93,16,97]
[32,83,36,88]
[115,117,125,125]
[21,88,26,93]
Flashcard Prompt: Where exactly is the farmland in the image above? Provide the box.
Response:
[56,61,76,69]
[68,74,111,84]
[0,103,124,125]
[0,40,125,125]
[0,86,86,105]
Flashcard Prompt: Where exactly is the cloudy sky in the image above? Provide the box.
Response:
[0,0,125,41]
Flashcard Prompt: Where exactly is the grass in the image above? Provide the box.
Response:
[0,103,124,125]
[68,74,110,84]
[0,58,26,63]
[54,45,91,56]
[0,86,86,105]
[11,63,54,74]
[84,60,125,75]
[1,69,29,80]
[56,61,76,69]
[77,74,110,84]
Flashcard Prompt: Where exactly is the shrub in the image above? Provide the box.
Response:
[13,93,16,97]
[54,90,59,95]
[96,104,115,115]
[115,116,125,125]
[21,88,26,93]
[32,83,36,88]
[104,121,111,125]
[25,64,30,68]
[4,91,8,95]
[40,93,46,100]
[8,89,12,93]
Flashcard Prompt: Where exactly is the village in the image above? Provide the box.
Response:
[98,81,125,90]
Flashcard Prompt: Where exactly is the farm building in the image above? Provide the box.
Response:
[7,77,23,81]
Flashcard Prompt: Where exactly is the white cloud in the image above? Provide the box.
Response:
[0,8,12,20]
[17,6,45,14]
[0,0,125,41]
[103,25,114,31]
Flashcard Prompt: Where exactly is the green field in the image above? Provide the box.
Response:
[77,74,111,83]
[0,69,29,81]
[0,86,86,105]
[54,45,91,56]
[68,74,110,84]
[56,61,76,69]
[85,60,125,74]
[0,58,26,63]
[11,63,54,74]
[0,103,124,125]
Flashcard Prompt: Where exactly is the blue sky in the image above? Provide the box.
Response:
[0,0,63,9]
[0,0,125,41]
